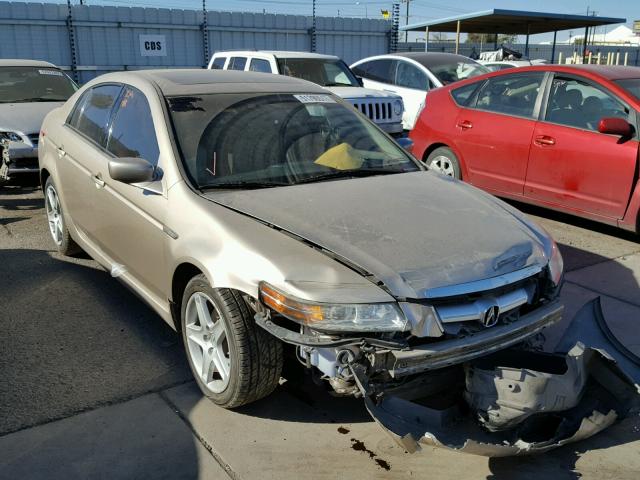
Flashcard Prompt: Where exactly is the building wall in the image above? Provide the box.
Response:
[0,2,392,83]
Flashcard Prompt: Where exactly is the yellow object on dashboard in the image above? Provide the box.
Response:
[314,143,364,170]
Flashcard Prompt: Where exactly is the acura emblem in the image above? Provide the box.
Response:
[482,305,500,328]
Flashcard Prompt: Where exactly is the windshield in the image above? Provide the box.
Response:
[430,61,489,85]
[615,78,640,102]
[276,58,359,87]
[167,93,419,189]
[0,66,77,103]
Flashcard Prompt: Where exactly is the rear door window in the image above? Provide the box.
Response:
[395,61,428,90]
[69,84,122,147]
[249,58,272,73]
[228,57,247,71]
[354,59,396,84]
[451,81,483,106]
[106,86,160,166]
[474,73,545,119]
[211,57,226,69]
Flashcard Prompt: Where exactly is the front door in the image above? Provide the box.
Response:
[94,85,168,303]
[525,75,639,219]
[453,72,546,195]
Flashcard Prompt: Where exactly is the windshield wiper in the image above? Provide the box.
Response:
[293,168,406,185]
[200,181,288,190]
[323,82,354,87]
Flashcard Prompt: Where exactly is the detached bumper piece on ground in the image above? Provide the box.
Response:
[360,298,640,457]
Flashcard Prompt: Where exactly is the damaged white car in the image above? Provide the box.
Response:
[39,69,639,457]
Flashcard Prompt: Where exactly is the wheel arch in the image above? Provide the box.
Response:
[171,262,205,329]
[40,168,51,191]
[422,143,467,180]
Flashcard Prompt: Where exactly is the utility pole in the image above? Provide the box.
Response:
[202,0,209,67]
[403,0,410,42]
[310,0,317,52]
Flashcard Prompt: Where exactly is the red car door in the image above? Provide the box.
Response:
[453,72,546,195]
[525,74,638,219]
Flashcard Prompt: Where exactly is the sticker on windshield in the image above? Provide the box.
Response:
[293,94,335,104]
[38,69,64,77]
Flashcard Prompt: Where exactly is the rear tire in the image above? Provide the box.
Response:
[181,275,283,408]
[44,177,80,256]
[425,147,461,179]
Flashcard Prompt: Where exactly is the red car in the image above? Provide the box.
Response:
[410,65,640,232]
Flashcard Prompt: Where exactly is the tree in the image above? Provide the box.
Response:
[466,33,518,45]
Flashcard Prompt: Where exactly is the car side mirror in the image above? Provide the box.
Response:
[355,76,364,87]
[396,137,414,152]
[598,117,633,137]
[108,157,155,184]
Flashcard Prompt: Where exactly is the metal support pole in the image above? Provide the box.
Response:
[424,26,428,52]
[551,31,557,63]
[65,0,78,83]
[455,20,460,54]
[582,26,589,62]
[201,0,209,67]
[525,24,530,58]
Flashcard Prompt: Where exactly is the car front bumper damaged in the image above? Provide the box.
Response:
[360,298,640,456]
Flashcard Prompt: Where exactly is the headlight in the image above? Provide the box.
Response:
[259,282,408,332]
[548,240,564,286]
[393,99,403,116]
[0,131,22,142]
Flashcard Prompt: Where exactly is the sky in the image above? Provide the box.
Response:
[40,0,638,42]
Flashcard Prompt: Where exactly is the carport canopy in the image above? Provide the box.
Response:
[400,9,626,58]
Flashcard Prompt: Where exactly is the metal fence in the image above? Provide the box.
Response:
[399,41,640,66]
[0,1,392,83]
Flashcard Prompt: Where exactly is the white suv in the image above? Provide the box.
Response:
[208,51,404,136]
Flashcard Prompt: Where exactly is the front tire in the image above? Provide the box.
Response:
[44,177,80,256]
[425,146,461,179]
[181,275,283,408]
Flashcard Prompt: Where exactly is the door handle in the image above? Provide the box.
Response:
[92,174,105,189]
[56,147,65,158]
[534,135,556,146]
[457,120,473,130]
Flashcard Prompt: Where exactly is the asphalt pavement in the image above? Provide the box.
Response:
[1,180,640,479]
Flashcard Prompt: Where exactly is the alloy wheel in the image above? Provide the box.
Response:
[45,185,64,246]
[428,155,456,177]
[184,292,232,394]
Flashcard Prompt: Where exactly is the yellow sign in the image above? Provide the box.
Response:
[381,9,390,19]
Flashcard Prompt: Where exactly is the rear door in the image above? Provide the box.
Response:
[58,84,122,243]
[392,59,433,129]
[453,71,546,195]
[525,74,639,219]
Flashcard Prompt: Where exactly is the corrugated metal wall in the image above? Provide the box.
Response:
[0,2,391,83]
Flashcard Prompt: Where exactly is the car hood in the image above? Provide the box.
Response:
[204,172,550,299]
[326,86,402,100]
[0,102,64,134]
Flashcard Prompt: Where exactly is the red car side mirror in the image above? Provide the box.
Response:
[598,117,633,137]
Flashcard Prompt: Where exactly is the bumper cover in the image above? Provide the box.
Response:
[362,298,640,457]
[389,300,563,377]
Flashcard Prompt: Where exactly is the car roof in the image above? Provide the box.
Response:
[214,50,339,60]
[391,52,477,67]
[93,69,330,96]
[485,64,640,80]
[0,59,59,68]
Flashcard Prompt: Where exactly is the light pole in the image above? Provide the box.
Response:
[355,2,368,18]
[402,0,410,42]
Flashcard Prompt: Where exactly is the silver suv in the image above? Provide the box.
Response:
[208,51,404,136]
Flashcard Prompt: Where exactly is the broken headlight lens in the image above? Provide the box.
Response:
[0,131,22,142]
[259,282,408,332]
[548,240,564,286]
